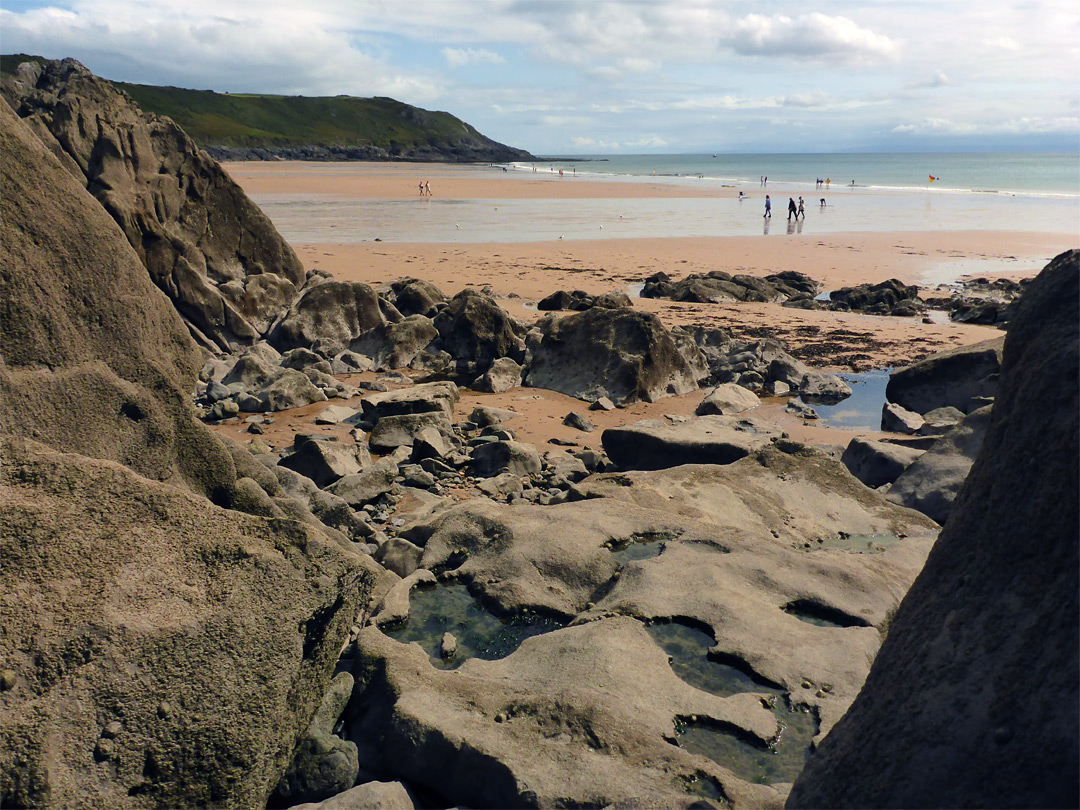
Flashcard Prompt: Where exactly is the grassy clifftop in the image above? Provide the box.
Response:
[1,53,533,162]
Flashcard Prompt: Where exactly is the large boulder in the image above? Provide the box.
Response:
[271,280,389,352]
[2,58,304,352]
[384,277,446,318]
[787,250,1079,808]
[885,405,993,524]
[602,415,780,470]
[525,307,698,404]
[841,437,924,489]
[885,335,1004,415]
[0,101,374,809]
[350,315,439,371]
[434,288,525,372]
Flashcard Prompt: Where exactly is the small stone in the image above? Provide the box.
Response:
[94,738,116,760]
[102,721,123,738]
[157,700,173,719]
[494,712,506,723]
[563,411,595,432]
[0,669,16,691]
[440,632,458,659]
[589,396,615,411]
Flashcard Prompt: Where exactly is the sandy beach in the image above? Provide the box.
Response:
[216,160,1075,452]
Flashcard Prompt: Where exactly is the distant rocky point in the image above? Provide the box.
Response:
[0,53,534,163]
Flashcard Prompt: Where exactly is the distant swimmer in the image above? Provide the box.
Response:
[787,197,797,221]
[764,194,772,217]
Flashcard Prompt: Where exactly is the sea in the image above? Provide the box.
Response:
[515,153,1079,198]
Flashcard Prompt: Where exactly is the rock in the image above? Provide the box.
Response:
[601,415,780,470]
[360,382,459,423]
[589,396,616,411]
[385,277,446,318]
[0,100,377,808]
[369,412,454,452]
[537,289,593,311]
[695,382,761,416]
[799,372,853,404]
[331,350,374,375]
[885,336,1004,415]
[272,672,360,807]
[281,347,333,373]
[2,58,304,352]
[562,411,595,432]
[271,280,388,352]
[917,405,965,436]
[272,466,375,541]
[475,357,523,393]
[374,538,425,578]
[829,278,920,314]
[439,633,458,660]
[279,436,365,489]
[525,307,698,405]
[284,781,416,810]
[434,288,525,372]
[880,401,925,434]
[222,351,279,391]
[468,406,519,427]
[594,290,633,309]
[786,398,819,419]
[327,460,399,508]
[372,569,437,628]
[411,427,453,462]
[315,405,361,426]
[476,472,525,497]
[351,315,438,371]
[788,250,1079,810]
[885,406,993,524]
[257,369,329,411]
[470,440,542,478]
[841,438,924,489]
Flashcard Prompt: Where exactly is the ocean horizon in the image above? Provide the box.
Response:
[510,152,1079,198]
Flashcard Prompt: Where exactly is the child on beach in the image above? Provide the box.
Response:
[764,195,771,217]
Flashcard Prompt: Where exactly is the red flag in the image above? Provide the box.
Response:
[928,175,937,182]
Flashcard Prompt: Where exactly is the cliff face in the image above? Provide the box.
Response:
[0,86,374,810]
[2,57,305,353]
[786,251,1079,809]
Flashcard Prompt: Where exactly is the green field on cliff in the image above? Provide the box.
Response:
[1,53,530,158]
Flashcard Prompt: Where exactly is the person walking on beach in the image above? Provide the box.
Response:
[764,194,772,217]
[797,196,805,219]
[418,181,424,196]
[425,180,431,196]
[787,197,797,220]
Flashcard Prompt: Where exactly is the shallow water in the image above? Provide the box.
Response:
[383,583,563,669]
[607,530,678,565]
[676,698,818,786]
[803,368,891,431]
[646,621,782,698]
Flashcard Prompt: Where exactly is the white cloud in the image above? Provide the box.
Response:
[443,47,504,68]
[983,36,1020,51]
[905,70,953,90]
[892,116,1080,135]
[721,13,899,62]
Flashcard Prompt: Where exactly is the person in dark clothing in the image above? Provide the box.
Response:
[787,197,798,220]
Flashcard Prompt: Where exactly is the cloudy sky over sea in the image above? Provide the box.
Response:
[3,0,1078,154]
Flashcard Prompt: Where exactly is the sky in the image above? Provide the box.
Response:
[2,0,1078,155]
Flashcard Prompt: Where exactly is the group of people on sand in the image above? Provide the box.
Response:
[816,178,831,188]
[418,180,431,197]
[762,194,808,220]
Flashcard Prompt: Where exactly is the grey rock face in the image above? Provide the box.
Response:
[385,277,446,318]
[351,315,438,371]
[799,371,853,404]
[2,58,305,353]
[841,437,924,489]
[695,382,761,416]
[279,436,365,488]
[880,401,925,434]
[886,335,1004,415]
[885,406,993,524]
[476,356,523,393]
[525,307,698,405]
[257,369,329,411]
[271,280,388,352]
[787,250,1079,810]
[360,382,459,423]
[369,412,455,452]
[434,288,525,372]
[285,781,416,810]
[470,440,542,478]
[602,415,779,470]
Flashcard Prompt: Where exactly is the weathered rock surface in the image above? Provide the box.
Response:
[525,307,699,404]
[885,405,993,524]
[0,101,374,808]
[2,58,305,352]
[787,250,1079,809]
[885,335,1004,415]
[433,288,525,372]
[642,270,819,305]
[286,781,416,810]
[602,415,780,470]
[271,279,389,352]
[352,445,938,806]
[829,278,922,316]
[696,382,762,416]
[841,437,924,489]
[350,315,438,371]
